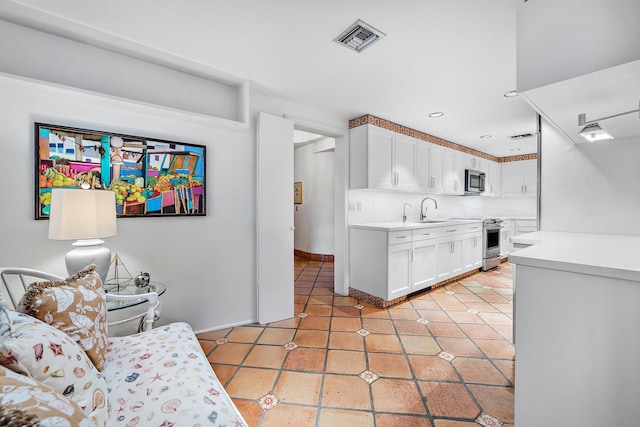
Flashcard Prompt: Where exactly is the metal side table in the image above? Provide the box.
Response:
[104,281,166,335]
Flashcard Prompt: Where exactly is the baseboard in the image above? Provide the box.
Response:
[294,249,334,262]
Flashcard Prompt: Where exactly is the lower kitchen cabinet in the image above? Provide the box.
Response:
[462,229,483,271]
[435,234,463,282]
[387,241,412,300]
[411,236,438,292]
[350,222,481,302]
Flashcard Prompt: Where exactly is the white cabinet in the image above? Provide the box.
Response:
[350,124,416,191]
[415,143,462,195]
[411,229,439,292]
[435,224,464,281]
[443,148,464,195]
[502,159,537,196]
[462,223,483,271]
[425,143,445,194]
[350,222,483,302]
[501,219,514,257]
[394,133,417,191]
[483,160,502,197]
[387,240,412,300]
[464,155,487,173]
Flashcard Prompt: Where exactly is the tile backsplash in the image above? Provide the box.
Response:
[348,190,536,224]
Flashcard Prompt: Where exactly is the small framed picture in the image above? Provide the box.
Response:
[294,182,303,204]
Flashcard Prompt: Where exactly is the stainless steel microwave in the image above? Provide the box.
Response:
[464,169,485,195]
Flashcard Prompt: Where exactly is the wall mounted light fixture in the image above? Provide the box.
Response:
[578,101,640,142]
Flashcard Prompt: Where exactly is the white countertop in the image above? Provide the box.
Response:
[350,219,482,231]
[509,231,640,282]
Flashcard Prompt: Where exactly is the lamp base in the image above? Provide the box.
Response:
[65,239,111,282]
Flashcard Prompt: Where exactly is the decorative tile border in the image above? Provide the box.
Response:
[349,268,481,309]
[348,288,407,308]
[499,153,537,163]
[294,249,334,262]
[349,114,538,163]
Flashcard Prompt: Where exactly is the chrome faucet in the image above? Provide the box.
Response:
[402,203,411,222]
[420,197,438,221]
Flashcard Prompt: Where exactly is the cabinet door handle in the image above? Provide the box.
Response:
[447,229,457,233]
[422,233,431,237]
[396,235,408,239]
[410,248,414,262]
[454,180,458,191]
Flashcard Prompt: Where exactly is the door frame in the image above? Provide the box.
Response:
[285,115,350,297]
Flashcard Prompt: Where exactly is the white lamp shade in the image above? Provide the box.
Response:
[48,189,117,240]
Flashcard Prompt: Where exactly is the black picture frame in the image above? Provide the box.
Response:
[35,122,206,219]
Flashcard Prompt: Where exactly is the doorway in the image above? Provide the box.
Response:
[293,130,335,262]
[257,113,349,324]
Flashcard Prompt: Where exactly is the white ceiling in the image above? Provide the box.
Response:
[3,0,542,157]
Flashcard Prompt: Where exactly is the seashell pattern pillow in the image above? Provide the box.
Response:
[18,265,108,371]
[0,309,108,425]
[0,364,93,427]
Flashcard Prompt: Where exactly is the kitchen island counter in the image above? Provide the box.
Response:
[510,231,640,282]
[510,230,640,426]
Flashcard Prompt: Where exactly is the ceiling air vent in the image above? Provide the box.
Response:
[510,132,536,140]
[334,19,385,53]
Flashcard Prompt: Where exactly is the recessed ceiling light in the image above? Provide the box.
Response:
[428,112,444,118]
[479,134,492,139]
[510,148,522,151]
[504,91,518,97]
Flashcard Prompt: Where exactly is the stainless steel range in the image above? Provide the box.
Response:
[482,218,503,271]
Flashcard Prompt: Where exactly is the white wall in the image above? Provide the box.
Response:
[0,76,349,333]
[539,120,640,235]
[516,0,640,92]
[0,74,255,331]
[0,19,245,123]
[348,191,536,224]
[294,139,335,255]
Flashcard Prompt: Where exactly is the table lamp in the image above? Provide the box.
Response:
[48,188,117,282]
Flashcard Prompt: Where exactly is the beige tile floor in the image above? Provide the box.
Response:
[197,258,514,427]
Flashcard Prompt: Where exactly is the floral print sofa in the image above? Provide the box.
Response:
[0,266,247,426]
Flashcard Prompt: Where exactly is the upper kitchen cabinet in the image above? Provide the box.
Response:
[350,124,416,191]
[443,148,464,195]
[415,142,463,195]
[417,142,444,194]
[463,155,487,173]
[502,159,537,197]
[483,160,502,197]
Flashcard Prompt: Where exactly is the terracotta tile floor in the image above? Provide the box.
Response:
[197,258,514,427]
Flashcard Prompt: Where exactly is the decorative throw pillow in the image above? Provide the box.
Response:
[0,309,108,426]
[0,364,92,427]
[18,265,108,371]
